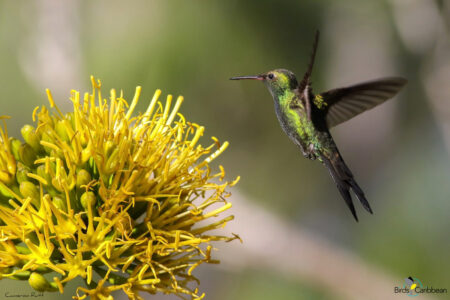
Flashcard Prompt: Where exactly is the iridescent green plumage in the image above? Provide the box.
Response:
[231,31,407,221]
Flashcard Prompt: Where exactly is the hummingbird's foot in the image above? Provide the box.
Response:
[304,144,318,160]
[302,151,316,160]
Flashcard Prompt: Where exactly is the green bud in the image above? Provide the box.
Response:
[38,107,54,128]
[28,272,49,292]
[18,143,36,167]
[20,181,39,207]
[9,138,22,161]
[21,125,42,153]
[80,191,96,210]
[76,169,91,188]
[50,149,63,160]
[36,165,51,186]
[11,270,31,280]
[16,163,31,184]
[0,180,15,198]
[55,120,70,142]
[40,131,53,155]
[0,171,13,186]
[36,166,61,197]
[52,196,66,212]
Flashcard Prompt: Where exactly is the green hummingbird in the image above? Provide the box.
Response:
[230,32,407,221]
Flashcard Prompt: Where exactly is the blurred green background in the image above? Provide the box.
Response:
[0,0,449,299]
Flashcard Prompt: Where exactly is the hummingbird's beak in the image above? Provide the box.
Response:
[230,75,265,81]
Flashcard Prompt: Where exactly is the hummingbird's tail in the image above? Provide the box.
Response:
[321,151,373,221]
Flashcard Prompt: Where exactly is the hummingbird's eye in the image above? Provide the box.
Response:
[268,73,274,79]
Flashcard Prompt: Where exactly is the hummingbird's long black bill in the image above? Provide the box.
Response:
[230,75,264,80]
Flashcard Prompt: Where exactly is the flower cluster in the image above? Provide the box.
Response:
[0,77,239,299]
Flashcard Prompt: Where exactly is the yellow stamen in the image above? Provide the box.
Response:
[32,107,39,122]
[125,86,142,120]
[46,89,64,117]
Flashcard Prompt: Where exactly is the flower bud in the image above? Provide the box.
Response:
[5,153,16,176]
[114,213,134,236]
[55,120,70,142]
[28,272,49,292]
[105,148,119,173]
[37,107,54,128]
[20,181,39,206]
[16,163,31,184]
[40,131,54,155]
[21,125,42,153]
[0,171,13,185]
[18,143,36,167]
[76,169,91,188]
[9,138,21,161]
[81,191,96,209]
[11,270,31,280]
[49,149,63,161]
[0,182,15,198]
[52,196,67,212]
[36,165,51,186]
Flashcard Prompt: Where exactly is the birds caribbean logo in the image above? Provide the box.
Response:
[231,31,407,221]
[405,277,418,296]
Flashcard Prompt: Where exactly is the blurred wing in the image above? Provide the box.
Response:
[298,31,320,93]
[321,77,407,128]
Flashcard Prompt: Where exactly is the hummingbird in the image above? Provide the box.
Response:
[230,31,407,221]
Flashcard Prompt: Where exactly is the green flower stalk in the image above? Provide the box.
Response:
[0,77,239,299]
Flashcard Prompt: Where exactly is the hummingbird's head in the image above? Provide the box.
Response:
[231,69,298,98]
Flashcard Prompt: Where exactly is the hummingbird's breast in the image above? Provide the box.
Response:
[273,96,312,155]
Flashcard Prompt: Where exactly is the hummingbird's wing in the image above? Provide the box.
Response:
[320,77,407,128]
[298,31,320,94]
[298,31,320,120]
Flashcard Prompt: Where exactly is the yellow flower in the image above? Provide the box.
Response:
[0,76,239,299]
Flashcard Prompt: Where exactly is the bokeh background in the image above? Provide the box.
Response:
[0,0,449,299]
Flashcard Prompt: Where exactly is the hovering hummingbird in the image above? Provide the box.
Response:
[230,31,407,221]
